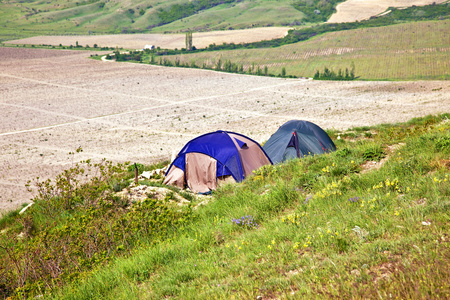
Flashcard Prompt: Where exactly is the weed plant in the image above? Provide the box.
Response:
[1,114,449,299]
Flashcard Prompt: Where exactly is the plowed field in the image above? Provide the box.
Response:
[5,27,290,50]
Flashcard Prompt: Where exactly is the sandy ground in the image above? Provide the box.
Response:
[328,0,448,23]
[1,47,449,214]
[4,27,291,50]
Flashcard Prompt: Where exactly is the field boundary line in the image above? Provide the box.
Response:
[1,102,88,121]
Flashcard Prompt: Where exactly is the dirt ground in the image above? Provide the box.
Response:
[4,27,291,50]
[328,0,448,23]
[1,46,449,214]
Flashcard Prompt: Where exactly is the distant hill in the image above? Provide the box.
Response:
[0,0,344,41]
[0,0,301,39]
[2,0,447,42]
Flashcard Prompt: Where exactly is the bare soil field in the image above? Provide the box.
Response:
[328,0,448,23]
[1,47,449,214]
[4,27,291,50]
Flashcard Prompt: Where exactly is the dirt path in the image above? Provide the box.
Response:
[328,0,448,23]
[1,47,449,214]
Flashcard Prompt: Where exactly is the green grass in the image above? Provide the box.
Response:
[155,1,304,32]
[55,114,449,299]
[1,114,449,299]
[142,20,450,80]
[0,0,309,41]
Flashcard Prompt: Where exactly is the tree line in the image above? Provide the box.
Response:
[151,55,295,78]
[313,65,356,80]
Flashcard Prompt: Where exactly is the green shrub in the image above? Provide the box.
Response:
[362,145,386,161]
[435,135,450,153]
[0,159,194,298]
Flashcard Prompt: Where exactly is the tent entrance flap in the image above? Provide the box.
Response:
[163,166,185,189]
[287,132,300,158]
[282,147,297,162]
[228,133,272,177]
[185,152,217,193]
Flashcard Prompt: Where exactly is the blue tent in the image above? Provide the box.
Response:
[164,131,272,193]
[263,120,336,164]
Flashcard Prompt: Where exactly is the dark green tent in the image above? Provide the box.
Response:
[263,120,336,164]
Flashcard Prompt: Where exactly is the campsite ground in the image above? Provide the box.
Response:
[1,46,449,213]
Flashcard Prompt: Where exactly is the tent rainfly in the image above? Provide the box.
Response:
[263,120,336,164]
[164,131,272,193]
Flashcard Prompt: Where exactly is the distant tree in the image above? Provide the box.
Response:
[350,61,356,79]
[314,65,356,80]
[314,70,320,79]
[223,60,230,72]
[323,67,330,78]
[185,31,193,51]
[215,58,222,70]
[281,67,286,77]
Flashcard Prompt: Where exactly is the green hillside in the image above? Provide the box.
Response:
[0,0,344,41]
[1,115,449,299]
[142,20,449,80]
[98,3,449,81]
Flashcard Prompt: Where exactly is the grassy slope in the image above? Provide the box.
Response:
[52,114,450,299]
[0,0,304,41]
[154,1,304,33]
[151,20,449,80]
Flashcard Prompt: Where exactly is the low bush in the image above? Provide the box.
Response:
[0,159,194,298]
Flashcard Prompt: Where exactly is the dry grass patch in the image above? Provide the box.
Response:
[5,27,291,50]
